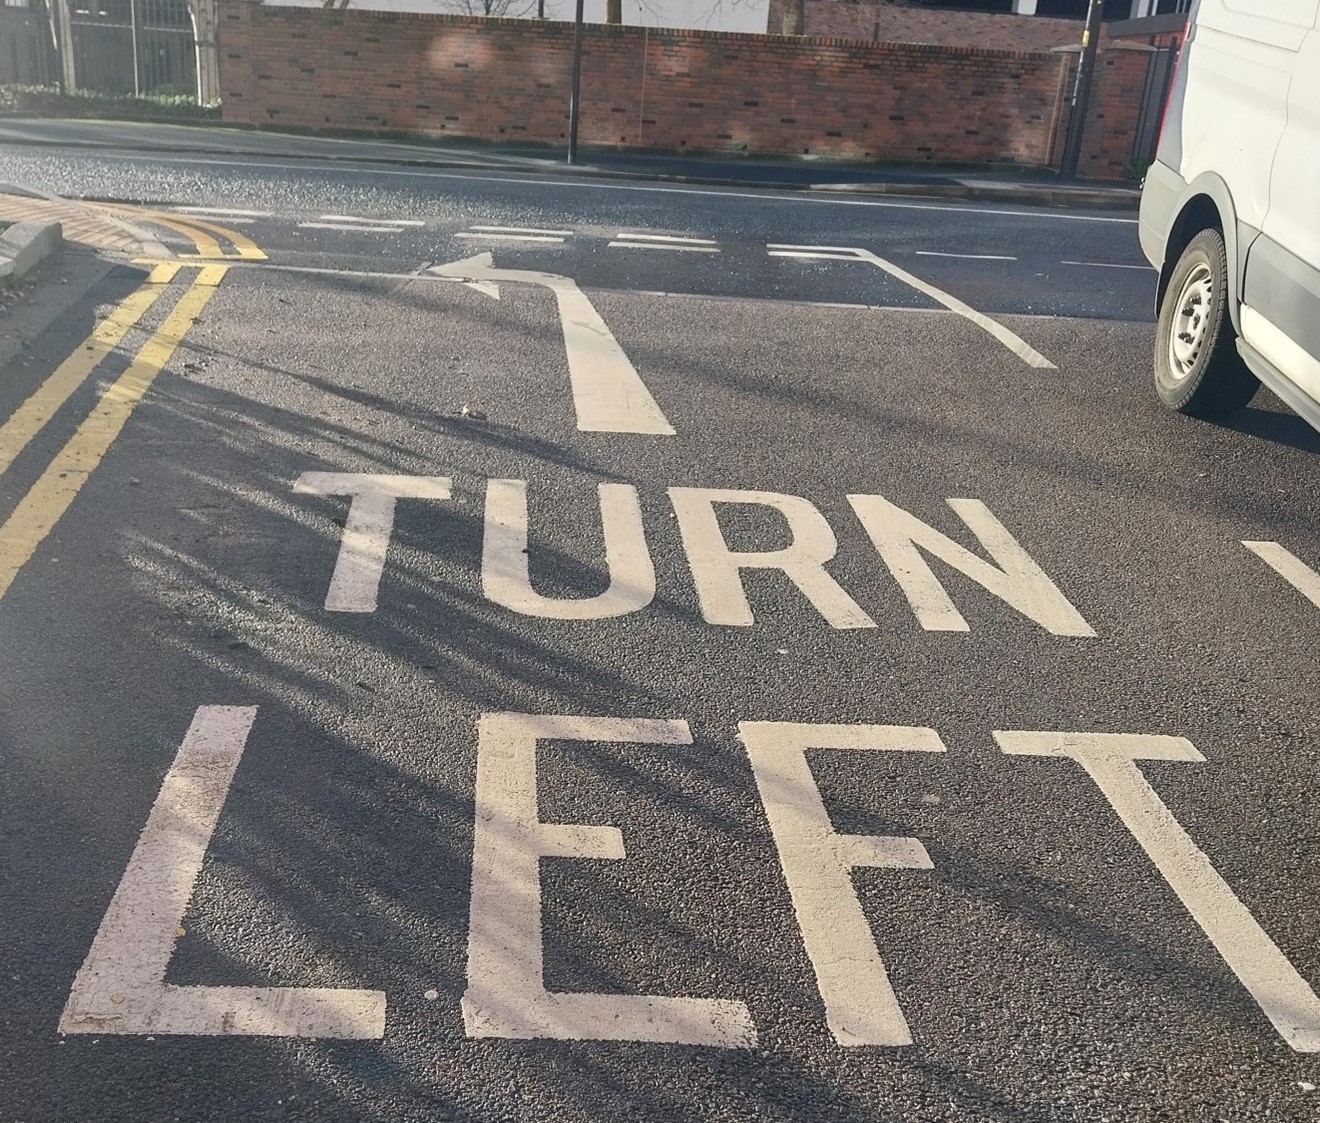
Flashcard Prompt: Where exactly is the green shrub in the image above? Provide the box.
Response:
[0,84,221,120]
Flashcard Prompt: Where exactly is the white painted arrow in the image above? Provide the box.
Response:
[430,253,674,436]
[767,244,1055,369]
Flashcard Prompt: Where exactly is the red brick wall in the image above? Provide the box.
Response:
[1073,43,1158,179]
[218,1,1069,166]
[765,0,1082,53]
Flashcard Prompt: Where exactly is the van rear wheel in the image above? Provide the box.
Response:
[1154,227,1259,417]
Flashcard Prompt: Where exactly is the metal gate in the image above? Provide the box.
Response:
[1,0,59,85]
[68,0,197,97]
[1131,38,1181,166]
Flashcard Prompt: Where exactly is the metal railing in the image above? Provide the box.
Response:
[67,0,197,97]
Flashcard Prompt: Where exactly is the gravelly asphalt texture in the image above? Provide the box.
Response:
[1,150,1319,1123]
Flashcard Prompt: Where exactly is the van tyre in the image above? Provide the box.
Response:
[1154,227,1259,417]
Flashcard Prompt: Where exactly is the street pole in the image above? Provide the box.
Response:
[1060,0,1103,179]
[567,0,584,165]
[538,0,544,18]
[129,0,142,97]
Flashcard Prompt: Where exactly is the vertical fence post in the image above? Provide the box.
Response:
[1060,0,1103,178]
[567,0,584,165]
[129,0,142,96]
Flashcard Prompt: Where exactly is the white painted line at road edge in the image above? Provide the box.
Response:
[1243,541,1320,609]
[770,244,1056,369]
[431,253,675,435]
[996,731,1320,1053]
[59,706,386,1038]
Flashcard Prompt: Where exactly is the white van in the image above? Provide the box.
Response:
[1139,0,1320,428]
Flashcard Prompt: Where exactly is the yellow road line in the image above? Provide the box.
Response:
[169,213,268,261]
[140,212,226,258]
[107,205,267,261]
[0,267,227,601]
[0,263,183,479]
[95,203,267,261]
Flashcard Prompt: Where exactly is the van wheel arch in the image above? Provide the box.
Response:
[1158,182,1243,336]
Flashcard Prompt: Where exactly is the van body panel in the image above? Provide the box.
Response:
[1176,26,1294,227]
[1208,0,1313,49]
[1140,0,1320,430]
[1243,238,1320,364]
[1250,21,1320,354]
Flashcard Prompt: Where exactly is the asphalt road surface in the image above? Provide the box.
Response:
[2,147,1320,1123]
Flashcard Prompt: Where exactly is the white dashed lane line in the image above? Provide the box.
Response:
[915,250,1018,261]
[455,225,573,244]
[1061,260,1152,270]
[608,232,720,253]
[299,214,426,233]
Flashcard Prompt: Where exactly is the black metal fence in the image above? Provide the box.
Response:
[1,0,60,86]
[67,0,197,96]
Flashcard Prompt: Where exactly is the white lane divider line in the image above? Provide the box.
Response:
[299,214,424,234]
[915,250,1018,262]
[59,705,387,1038]
[457,233,566,244]
[768,244,868,258]
[457,225,573,243]
[767,244,1055,369]
[609,232,719,253]
[1061,260,1152,271]
[431,252,674,435]
[1243,541,1320,609]
[609,241,719,253]
[612,232,717,243]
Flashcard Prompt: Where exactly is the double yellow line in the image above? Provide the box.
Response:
[0,205,265,601]
[98,203,269,262]
[0,262,228,601]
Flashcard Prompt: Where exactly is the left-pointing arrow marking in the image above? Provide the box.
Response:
[431,253,675,436]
